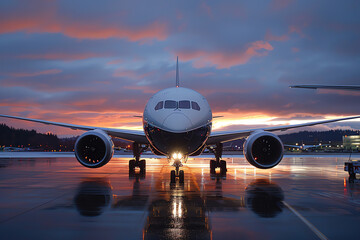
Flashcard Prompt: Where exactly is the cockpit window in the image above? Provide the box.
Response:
[154,101,163,110]
[191,101,200,111]
[179,100,190,109]
[164,100,177,109]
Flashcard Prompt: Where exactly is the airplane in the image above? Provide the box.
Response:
[1,57,360,184]
[290,85,360,91]
[1,147,28,152]
[284,143,330,151]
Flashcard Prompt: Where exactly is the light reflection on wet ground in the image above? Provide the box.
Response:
[0,155,360,239]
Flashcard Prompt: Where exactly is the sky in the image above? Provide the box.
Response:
[0,0,360,137]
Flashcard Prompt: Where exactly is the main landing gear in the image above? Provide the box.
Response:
[129,142,147,175]
[210,143,227,175]
[170,157,184,184]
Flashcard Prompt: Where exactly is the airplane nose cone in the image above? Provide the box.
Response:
[162,112,193,132]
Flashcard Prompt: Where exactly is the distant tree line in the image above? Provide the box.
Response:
[0,124,60,150]
[278,130,360,145]
[223,129,360,150]
[0,124,131,151]
[1,123,359,151]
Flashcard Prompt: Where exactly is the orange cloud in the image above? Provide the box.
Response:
[62,21,167,41]
[18,53,104,61]
[7,69,62,77]
[176,41,274,69]
[265,30,289,42]
[0,110,145,137]
[113,69,153,80]
[289,25,306,38]
[0,15,168,41]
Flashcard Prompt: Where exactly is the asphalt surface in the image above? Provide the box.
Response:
[0,153,360,240]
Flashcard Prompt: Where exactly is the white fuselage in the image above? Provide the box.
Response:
[143,87,212,156]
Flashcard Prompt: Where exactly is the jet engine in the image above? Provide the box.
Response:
[243,131,284,169]
[75,129,114,168]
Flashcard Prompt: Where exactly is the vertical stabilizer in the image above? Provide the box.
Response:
[176,56,179,87]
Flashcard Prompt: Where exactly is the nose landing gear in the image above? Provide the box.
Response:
[170,159,184,184]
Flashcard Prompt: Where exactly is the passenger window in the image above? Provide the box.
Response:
[164,100,177,109]
[191,101,200,111]
[179,100,190,109]
[154,101,163,110]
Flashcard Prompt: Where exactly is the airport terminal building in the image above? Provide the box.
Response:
[343,135,360,150]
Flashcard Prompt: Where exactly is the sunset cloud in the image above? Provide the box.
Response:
[6,69,62,77]
[265,30,289,42]
[0,8,168,42]
[0,19,168,41]
[177,41,274,69]
[0,0,359,136]
[18,53,105,61]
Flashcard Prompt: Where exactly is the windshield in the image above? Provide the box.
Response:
[164,100,178,109]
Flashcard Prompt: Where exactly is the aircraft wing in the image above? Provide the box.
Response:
[283,144,301,148]
[290,85,360,91]
[206,115,360,145]
[0,114,148,143]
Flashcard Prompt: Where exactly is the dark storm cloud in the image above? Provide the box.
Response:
[0,0,359,135]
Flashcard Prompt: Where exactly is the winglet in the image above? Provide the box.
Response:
[176,56,179,88]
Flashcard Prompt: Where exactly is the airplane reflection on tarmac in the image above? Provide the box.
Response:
[245,179,284,218]
[73,176,284,239]
[74,178,112,217]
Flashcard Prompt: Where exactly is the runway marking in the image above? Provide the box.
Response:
[283,201,328,240]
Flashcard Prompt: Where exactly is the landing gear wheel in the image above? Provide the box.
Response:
[220,160,227,175]
[210,160,216,174]
[349,175,355,183]
[179,170,184,184]
[171,170,176,183]
[129,159,135,173]
[139,160,146,172]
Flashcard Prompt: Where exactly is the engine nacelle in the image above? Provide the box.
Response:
[75,129,114,168]
[243,131,284,169]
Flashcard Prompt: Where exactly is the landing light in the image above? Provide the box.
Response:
[172,152,183,160]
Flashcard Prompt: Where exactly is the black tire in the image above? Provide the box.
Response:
[348,163,354,175]
[140,160,146,171]
[139,171,146,179]
[210,160,216,174]
[179,170,184,184]
[129,159,135,172]
[349,176,355,183]
[220,160,227,175]
[171,170,176,183]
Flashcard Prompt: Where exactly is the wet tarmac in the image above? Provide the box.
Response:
[0,154,360,240]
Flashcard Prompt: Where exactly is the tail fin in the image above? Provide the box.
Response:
[176,56,179,88]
